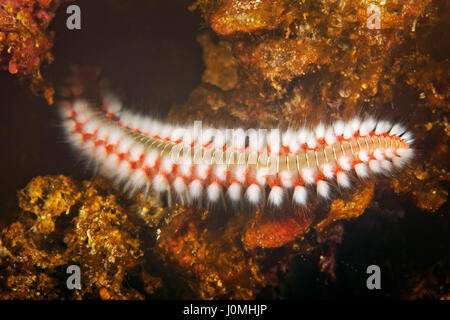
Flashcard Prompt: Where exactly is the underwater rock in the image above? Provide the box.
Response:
[244,209,313,250]
[0,0,68,104]
[0,176,145,299]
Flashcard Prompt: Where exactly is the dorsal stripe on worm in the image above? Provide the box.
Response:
[59,80,414,207]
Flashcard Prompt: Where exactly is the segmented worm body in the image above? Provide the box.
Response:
[59,77,414,208]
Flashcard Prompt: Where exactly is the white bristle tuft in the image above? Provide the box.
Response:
[213,164,228,182]
[400,131,414,144]
[359,118,376,136]
[384,148,395,159]
[106,129,123,146]
[72,99,89,114]
[74,111,90,124]
[358,149,370,163]
[282,129,300,153]
[301,167,316,185]
[94,145,108,162]
[246,184,262,204]
[350,118,361,132]
[324,127,337,146]
[343,120,357,140]
[354,163,369,178]
[102,154,119,177]
[129,115,143,132]
[297,128,308,145]
[373,149,385,160]
[170,127,185,142]
[368,159,382,173]
[336,171,351,188]
[233,166,248,184]
[196,164,211,180]
[389,124,406,137]
[282,129,294,148]
[315,123,325,139]
[392,148,414,168]
[116,160,132,183]
[63,119,77,134]
[321,163,334,179]
[207,182,221,202]
[173,176,187,195]
[178,162,193,177]
[396,147,414,161]
[119,111,133,128]
[280,170,294,188]
[268,186,284,207]
[317,180,330,199]
[182,126,194,145]
[375,121,392,135]
[189,179,203,199]
[153,173,168,193]
[148,120,162,137]
[248,129,266,153]
[127,170,147,193]
[231,128,246,150]
[129,145,144,162]
[116,137,133,154]
[96,125,110,141]
[288,133,300,153]
[392,156,406,168]
[338,156,352,171]
[380,159,393,172]
[256,167,269,186]
[213,130,226,149]
[161,125,174,140]
[102,94,122,114]
[267,130,281,154]
[82,139,95,154]
[306,132,317,149]
[201,128,215,146]
[293,185,308,206]
[82,120,99,135]
[333,120,345,136]
[137,118,153,136]
[227,182,242,202]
